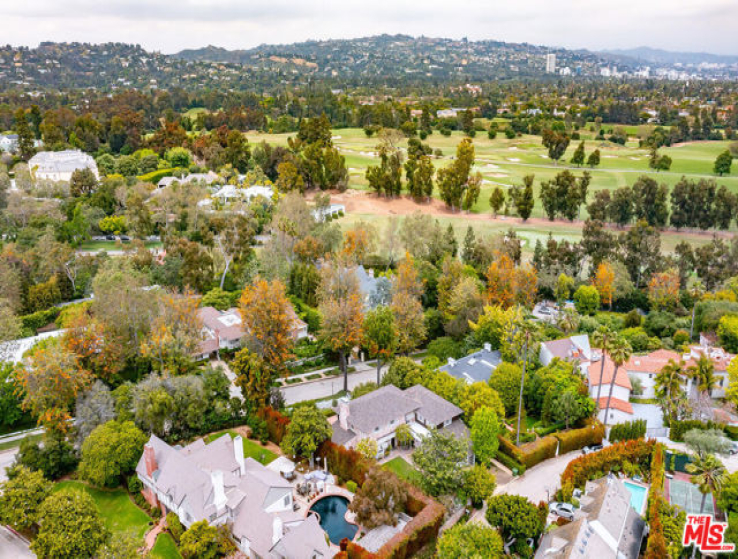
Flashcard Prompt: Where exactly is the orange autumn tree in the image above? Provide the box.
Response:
[140,288,203,375]
[515,264,538,309]
[341,223,375,263]
[239,278,295,373]
[648,268,681,311]
[16,338,92,432]
[318,259,365,392]
[593,262,615,310]
[62,305,125,381]
[486,252,516,308]
[392,254,427,354]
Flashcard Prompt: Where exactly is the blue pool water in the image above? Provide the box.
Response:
[309,495,358,545]
[623,481,647,514]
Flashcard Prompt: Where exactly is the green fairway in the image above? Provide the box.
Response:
[383,456,421,486]
[150,533,183,559]
[204,430,278,465]
[53,481,152,539]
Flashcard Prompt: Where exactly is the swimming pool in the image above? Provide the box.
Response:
[623,481,647,514]
[309,495,358,545]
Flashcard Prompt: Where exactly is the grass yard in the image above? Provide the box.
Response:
[78,240,162,252]
[204,430,278,465]
[53,481,152,539]
[383,456,421,486]
[150,533,183,559]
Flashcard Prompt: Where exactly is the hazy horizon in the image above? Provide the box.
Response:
[1,0,736,57]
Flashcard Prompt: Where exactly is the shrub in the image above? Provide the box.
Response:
[673,329,690,346]
[624,309,642,327]
[670,419,723,442]
[317,441,372,487]
[516,436,558,469]
[257,406,290,444]
[608,419,647,443]
[553,422,605,454]
[20,307,61,336]
[574,285,600,315]
[346,480,358,493]
[426,337,464,362]
[127,476,143,494]
[494,450,526,475]
[137,167,177,184]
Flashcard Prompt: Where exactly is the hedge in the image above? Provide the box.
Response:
[553,422,605,455]
[725,426,738,441]
[670,419,724,442]
[497,434,558,469]
[316,441,372,487]
[494,450,526,475]
[645,444,668,557]
[257,406,290,445]
[560,439,655,498]
[609,419,647,443]
[20,307,61,336]
[136,167,178,184]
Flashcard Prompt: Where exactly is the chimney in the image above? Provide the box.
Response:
[483,343,491,352]
[233,435,245,475]
[143,443,158,477]
[272,516,284,546]
[211,470,227,509]
[338,402,350,430]
[447,357,456,367]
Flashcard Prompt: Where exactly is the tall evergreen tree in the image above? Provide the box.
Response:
[570,141,585,166]
[514,174,535,221]
[14,108,35,161]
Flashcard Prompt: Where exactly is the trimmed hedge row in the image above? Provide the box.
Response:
[494,450,526,475]
[316,441,372,487]
[645,444,668,557]
[670,419,724,442]
[609,419,647,443]
[20,307,61,336]
[137,167,178,184]
[553,423,605,454]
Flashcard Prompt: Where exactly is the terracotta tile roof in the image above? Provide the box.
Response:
[588,355,632,390]
[596,397,634,415]
[623,349,682,373]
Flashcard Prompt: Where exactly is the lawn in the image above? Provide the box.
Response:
[0,433,42,452]
[53,480,152,539]
[204,430,278,465]
[383,456,421,486]
[79,240,162,252]
[150,533,183,559]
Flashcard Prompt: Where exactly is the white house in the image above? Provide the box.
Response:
[136,434,330,558]
[212,185,274,204]
[28,149,99,182]
[587,355,634,424]
[539,334,596,374]
[0,134,18,153]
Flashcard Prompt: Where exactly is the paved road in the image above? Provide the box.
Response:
[212,360,244,401]
[0,448,19,483]
[280,364,380,405]
[494,450,585,504]
[0,526,33,558]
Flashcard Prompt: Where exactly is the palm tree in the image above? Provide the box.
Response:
[688,354,716,398]
[603,336,632,429]
[655,359,685,424]
[686,453,726,558]
[591,326,614,405]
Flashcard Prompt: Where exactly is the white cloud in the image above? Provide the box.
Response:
[0,0,735,55]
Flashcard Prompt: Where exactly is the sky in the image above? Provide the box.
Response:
[1,0,736,56]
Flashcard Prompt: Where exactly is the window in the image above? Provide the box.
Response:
[649,374,653,379]
[283,495,291,506]
[443,419,452,427]
[390,419,396,425]
[374,426,379,432]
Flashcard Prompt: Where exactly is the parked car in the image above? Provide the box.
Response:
[729,442,738,455]
[548,502,576,521]
[105,234,115,241]
[582,444,603,455]
[119,235,131,242]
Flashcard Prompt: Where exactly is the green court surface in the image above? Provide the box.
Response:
[669,478,715,515]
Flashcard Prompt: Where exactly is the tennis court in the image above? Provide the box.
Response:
[669,478,715,515]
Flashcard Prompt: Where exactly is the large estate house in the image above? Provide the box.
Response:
[587,356,634,424]
[330,384,471,461]
[28,149,99,182]
[439,344,501,383]
[539,335,596,373]
[136,434,330,558]
[536,476,645,559]
[195,306,308,360]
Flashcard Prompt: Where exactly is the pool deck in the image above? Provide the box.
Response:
[302,486,360,550]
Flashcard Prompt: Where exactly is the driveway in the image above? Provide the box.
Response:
[0,526,33,558]
[631,403,664,429]
[212,359,243,400]
[659,439,738,474]
[280,364,380,405]
[494,450,584,504]
[0,448,19,483]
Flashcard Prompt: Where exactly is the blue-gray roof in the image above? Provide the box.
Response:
[439,348,502,383]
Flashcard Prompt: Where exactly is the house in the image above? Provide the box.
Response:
[439,344,501,384]
[312,204,345,222]
[136,435,330,558]
[535,476,645,559]
[195,306,308,360]
[354,265,383,309]
[212,185,274,203]
[587,355,634,424]
[540,335,596,374]
[28,149,99,182]
[330,384,471,461]
[157,171,220,189]
[0,134,18,153]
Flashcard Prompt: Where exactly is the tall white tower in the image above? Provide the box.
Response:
[546,53,556,74]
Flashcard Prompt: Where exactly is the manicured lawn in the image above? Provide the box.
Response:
[150,533,183,559]
[53,481,152,538]
[204,430,278,465]
[383,456,421,486]
[78,240,162,252]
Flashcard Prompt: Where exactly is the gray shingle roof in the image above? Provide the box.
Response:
[404,385,463,427]
[439,348,501,383]
[343,385,419,434]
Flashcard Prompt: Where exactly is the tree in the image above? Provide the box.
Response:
[593,262,615,310]
[69,168,97,197]
[78,421,147,488]
[318,260,364,392]
[485,494,543,541]
[462,465,496,508]
[632,176,669,228]
[437,138,476,211]
[212,213,255,289]
[489,187,505,217]
[513,174,535,221]
[349,468,407,528]
[587,149,601,168]
[281,404,331,464]
[603,336,632,428]
[684,429,731,459]
[437,521,503,558]
[0,465,52,532]
[363,306,398,384]
[648,269,680,311]
[715,150,733,176]
[486,253,516,309]
[687,454,726,519]
[239,279,295,372]
[551,390,579,429]
[356,437,379,460]
[75,381,116,442]
[32,490,109,559]
[542,128,570,163]
[573,285,600,315]
[570,141,585,166]
[470,406,500,466]
[16,340,92,431]
[14,108,35,161]
[688,354,716,399]
[655,359,686,424]
[444,276,484,339]
[412,428,468,496]
[232,349,271,409]
[488,362,523,416]
[391,255,427,354]
[179,520,221,559]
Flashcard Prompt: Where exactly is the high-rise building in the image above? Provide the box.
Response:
[545,53,556,74]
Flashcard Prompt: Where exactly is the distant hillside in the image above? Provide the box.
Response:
[603,46,738,66]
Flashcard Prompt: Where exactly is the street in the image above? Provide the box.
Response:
[0,525,33,558]
[0,448,19,483]
[280,363,381,405]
